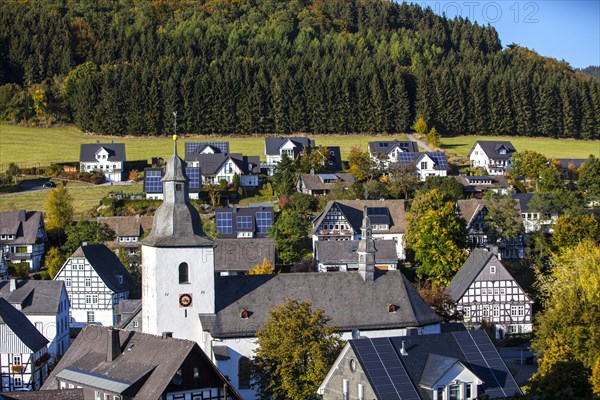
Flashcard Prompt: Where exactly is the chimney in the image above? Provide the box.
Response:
[107,328,121,362]
[162,332,173,340]
[400,341,408,356]
[17,209,26,221]
[9,279,16,292]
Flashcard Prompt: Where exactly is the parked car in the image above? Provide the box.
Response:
[43,181,56,188]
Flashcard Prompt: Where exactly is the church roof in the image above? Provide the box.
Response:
[199,271,442,338]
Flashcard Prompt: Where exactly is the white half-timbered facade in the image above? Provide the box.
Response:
[446,249,533,337]
[0,210,47,271]
[54,244,135,328]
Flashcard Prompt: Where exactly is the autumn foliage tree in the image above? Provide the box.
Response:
[248,258,275,275]
[44,184,74,244]
[251,298,342,400]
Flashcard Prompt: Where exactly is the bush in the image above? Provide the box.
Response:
[7,262,30,279]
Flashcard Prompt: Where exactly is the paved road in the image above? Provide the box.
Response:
[406,133,432,152]
[498,346,537,386]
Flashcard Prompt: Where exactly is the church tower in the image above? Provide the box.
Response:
[357,208,375,281]
[141,136,215,342]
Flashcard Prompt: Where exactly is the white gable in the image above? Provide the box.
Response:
[430,361,482,390]
[280,139,298,151]
[200,146,216,154]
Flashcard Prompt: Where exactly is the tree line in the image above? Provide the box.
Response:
[0,0,598,138]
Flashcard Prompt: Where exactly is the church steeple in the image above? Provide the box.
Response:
[141,135,212,247]
[357,208,375,281]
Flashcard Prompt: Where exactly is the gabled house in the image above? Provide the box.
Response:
[318,330,522,400]
[54,244,136,327]
[297,172,356,196]
[469,141,516,176]
[457,199,524,259]
[0,298,50,392]
[214,238,276,276]
[42,325,242,400]
[0,210,47,271]
[184,141,230,159]
[190,153,260,187]
[313,200,407,259]
[79,143,126,182]
[368,139,419,167]
[446,249,534,337]
[143,166,202,200]
[0,279,70,359]
[115,299,142,332]
[215,206,274,239]
[264,137,314,165]
[96,216,153,260]
[395,152,449,181]
[514,193,559,233]
[453,175,512,197]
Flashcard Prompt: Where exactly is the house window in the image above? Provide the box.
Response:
[437,387,444,400]
[449,384,460,400]
[466,384,472,398]
[490,265,496,274]
[420,161,428,170]
[117,275,123,284]
[511,305,525,317]
[65,278,71,287]
[85,278,91,287]
[13,356,21,365]
[493,306,499,317]
[238,357,251,389]
[179,263,189,284]
[14,377,22,387]
[483,306,489,317]
[133,321,139,329]
[463,307,470,317]
[87,311,95,323]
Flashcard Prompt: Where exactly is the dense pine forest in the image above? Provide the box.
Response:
[0,0,598,138]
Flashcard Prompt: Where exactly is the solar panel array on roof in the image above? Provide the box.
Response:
[453,330,521,399]
[256,211,273,234]
[186,167,201,190]
[236,215,253,230]
[428,152,449,170]
[144,170,163,193]
[216,212,233,235]
[185,142,229,155]
[366,207,391,225]
[352,338,421,400]
[397,152,419,165]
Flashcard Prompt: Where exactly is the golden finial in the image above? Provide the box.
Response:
[172,134,177,141]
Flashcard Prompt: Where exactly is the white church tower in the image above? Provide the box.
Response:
[141,136,215,342]
[357,209,375,281]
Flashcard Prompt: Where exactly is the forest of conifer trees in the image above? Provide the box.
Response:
[0,0,598,138]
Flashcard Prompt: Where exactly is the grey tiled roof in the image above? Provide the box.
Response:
[42,325,242,400]
[469,141,516,160]
[513,193,534,212]
[313,200,407,235]
[315,240,397,264]
[265,137,314,156]
[0,298,49,352]
[97,216,153,238]
[200,271,442,338]
[0,279,65,315]
[69,244,136,293]
[0,210,44,245]
[298,172,356,191]
[191,153,260,175]
[453,175,510,192]
[215,238,276,272]
[419,353,462,389]
[0,389,84,400]
[445,249,494,301]
[368,140,419,155]
[80,143,126,162]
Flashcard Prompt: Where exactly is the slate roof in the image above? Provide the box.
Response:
[80,143,126,162]
[445,249,495,301]
[67,244,136,293]
[324,146,343,172]
[396,152,449,171]
[315,240,397,264]
[0,389,84,400]
[456,198,522,227]
[368,140,419,155]
[554,158,586,169]
[184,142,230,159]
[0,298,49,352]
[349,330,522,400]
[469,141,516,160]
[454,175,510,192]
[298,172,356,192]
[0,279,65,315]
[214,238,276,272]
[264,137,314,156]
[190,153,260,175]
[42,325,242,400]
[313,200,407,235]
[214,206,274,238]
[199,271,442,338]
[0,210,44,245]
[97,216,153,238]
[513,193,534,213]
[115,300,142,330]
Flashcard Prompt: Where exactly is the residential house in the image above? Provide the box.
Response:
[215,206,274,239]
[42,325,243,400]
[312,200,407,259]
[184,142,230,159]
[469,141,516,176]
[368,139,419,167]
[0,279,70,359]
[395,152,450,181]
[0,250,8,281]
[513,193,559,233]
[54,244,136,327]
[264,137,314,165]
[453,175,512,197]
[297,172,356,196]
[457,198,524,259]
[96,216,153,261]
[446,249,534,336]
[0,210,47,271]
[79,143,126,182]
[115,299,142,332]
[214,239,276,276]
[139,139,442,397]
[318,330,522,400]
[191,153,260,187]
[0,298,50,392]
[143,166,202,200]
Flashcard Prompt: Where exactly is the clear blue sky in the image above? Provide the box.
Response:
[408,1,600,68]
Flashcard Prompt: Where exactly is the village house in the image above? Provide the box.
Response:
[368,139,419,167]
[318,329,522,400]
[514,193,559,233]
[264,137,314,165]
[396,152,450,181]
[79,142,126,182]
[54,244,135,327]
[143,166,202,200]
[115,299,142,332]
[41,325,242,400]
[0,279,70,359]
[0,210,47,272]
[184,141,230,158]
[453,175,512,197]
[446,249,534,337]
[96,215,153,261]
[468,141,517,176]
[191,153,260,187]
[296,172,356,196]
[0,298,50,392]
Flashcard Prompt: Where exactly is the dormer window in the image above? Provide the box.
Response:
[388,304,397,313]
[116,275,123,284]
[240,309,249,319]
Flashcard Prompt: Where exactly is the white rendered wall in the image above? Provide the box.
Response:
[142,245,215,342]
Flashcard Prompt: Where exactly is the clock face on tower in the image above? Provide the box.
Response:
[179,293,192,308]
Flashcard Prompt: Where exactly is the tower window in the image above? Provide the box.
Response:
[179,263,189,284]
[238,357,251,389]
[388,304,397,313]
[176,183,182,191]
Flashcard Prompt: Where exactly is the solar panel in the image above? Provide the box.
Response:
[367,207,390,225]
[144,169,163,193]
[256,211,272,234]
[216,212,233,235]
[236,215,253,230]
[352,338,420,400]
[186,167,201,190]
[398,152,419,165]
[429,152,449,170]
[186,142,229,155]
[453,330,522,398]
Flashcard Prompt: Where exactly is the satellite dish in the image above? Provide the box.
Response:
[351,329,360,340]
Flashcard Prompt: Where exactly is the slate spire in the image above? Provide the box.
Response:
[141,136,212,247]
[358,208,375,281]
